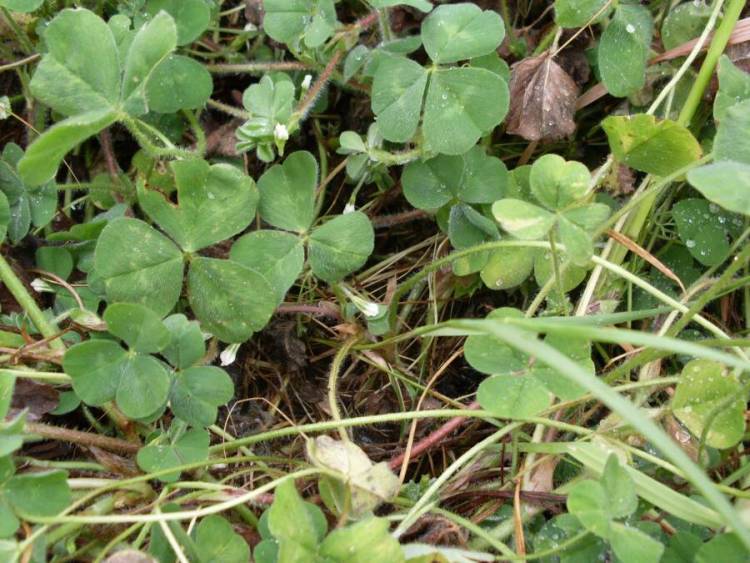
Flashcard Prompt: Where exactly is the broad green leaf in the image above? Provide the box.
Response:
[555,0,611,28]
[602,114,702,176]
[402,154,463,209]
[371,56,428,144]
[567,481,610,537]
[714,56,750,121]
[138,159,257,251]
[145,54,213,113]
[308,211,375,282]
[137,428,209,482]
[558,216,593,265]
[695,533,749,563]
[116,354,171,419]
[146,0,211,45]
[258,151,317,233]
[0,192,8,243]
[63,340,128,407]
[477,374,550,418]
[662,1,712,51]
[171,367,234,427]
[230,230,304,302]
[268,480,326,551]
[534,249,587,292]
[600,455,638,519]
[662,531,703,563]
[0,0,43,11]
[464,308,527,375]
[530,153,590,210]
[319,517,404,563]
[421,4,505,64]
[673,197,740,266]
[492,199,555,239]
[532,334,591,400]
[480,247,535,290]
[370,0,430,11]
[18,109,119,187]
[458,146,508,204]
[263,0,337,48]
[35,247,73,280]
[187,257,276,343]
[95,218,184,317]
[562,202,611,231]
[423,67,508,155]
[121,11,177,114]
[713,99,750,164]
[609,522,664,563]
[194,515,250,563]
[598,3,653,97]
[6,470,71,518]
[534,514,607,563]
[103,303,170,353]
[162,314,205,369]
[448,204,498,250]
[672,359,745,449]
[687,161,750,216]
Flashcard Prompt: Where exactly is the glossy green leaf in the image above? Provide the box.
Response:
[0,0,43,12]
[714,56,750,121]
[370,0,430,11]
[555,0,611,28]
[477,374,551,418]
[598,3,653,97]
[567,481,611,537]
[162,314,205,369]
[480,247,536,290]
[263,0,337,48]
[672,359,745,449]
[530,154,590,210]
[458,146,508,204]
[421,4,505,64]
[230,230,304,302]
[609,522,664,563]
[687,161,750,216]
[534,249,588,292]
[402,153,463,209]
[600,455,638,519]
[103,303,170,353]
[146,0,211,45]
[187,257,277,343]
[145,54,213,113]
[602,114,702,176]
[695,533,749,563]
[137,428,209,482]
[492,199,555,239]
[371,56,428,144]
[171,366,234,427]
[95,218,184,317]
[308,211,375,283]
[258,151,318,233]
[423,67,508,155]
[194,515,250,563]
[558,215,593,265]
[662,1,712,51]
[138,159,257,252]
[319,517,404,563]
[672,198,738,266]
[714,99,750,164]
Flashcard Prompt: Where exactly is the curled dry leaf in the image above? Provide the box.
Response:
[10,380,58,421]
[506,52,579,142]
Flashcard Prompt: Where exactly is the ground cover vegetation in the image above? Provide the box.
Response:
[1,0,750,561]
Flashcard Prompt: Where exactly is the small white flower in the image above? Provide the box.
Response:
[274,122,289,141]
[220,343,241,366]
[30,278,53,293]
[243,23,257,32]
[301,74,313,90]
[0,96,10,120]
[360,301,381,318]
[343,202,356,214]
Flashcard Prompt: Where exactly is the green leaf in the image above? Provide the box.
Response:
[602,114,703,176]
[145,54,213,113]
[146,0,211,45]
[138,159,257,252]
[402,154,463,210]
[714,56,750,121]
[464,308,528,375]
[672,359,745,449]
[18,109,119,187]
[567,481,611,537]
[480,247,536,290]
[534,248,587,292]
[319,517,404,563]
[258,151,317,233]
[194,515,250,563]
[103,303,170,353]
[6,470,71,518]
[555,0,610,28]
[171,367,234,427]
[696,533,749,563]
[116,354,171,419]
[477,374,550,418]
[268,480,326,552]
[558,216,593,265]
[491,199,555,240]
[714,99,750,164]
[421,4,505,64]
[187,257,276,343]
[530,153,590,210]
[371,56,428,144]
[137,427,209,482]
[662,1,712,51]
[369,0,431,12]
[598,3,653,97]
[308,211,375,283]
[63,340,128,406]
[600,455,638,519]
[237,75,296,157]
[263,0,337,48]
[609,522,664,563]
[0,0,43,12]
[448,204,498,250]
[0,192,8,243]
[531,334,591,400]
[673,198,739,266]
[230,230,304,302]
[35,247,73,280]
[121,11,177,115]
[95,218,184,317]
[162,314,206,369]
[423,67,508,155]
[458,146,508,204]
[687,161,750,216]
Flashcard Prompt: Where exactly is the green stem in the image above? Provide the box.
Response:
[0,254,64,350]
[548,230,566,308]
[328,338,358,441]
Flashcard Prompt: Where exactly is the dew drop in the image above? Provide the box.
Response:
[626,24,636,33]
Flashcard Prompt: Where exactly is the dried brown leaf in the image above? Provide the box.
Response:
[10,380,58,421]
[506,53,579,142]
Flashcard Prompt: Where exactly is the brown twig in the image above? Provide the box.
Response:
[372,209,431,229]
[25,422,140,455]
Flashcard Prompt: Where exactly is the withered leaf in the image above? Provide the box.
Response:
[506,52,579,141]
[10,380,59,421]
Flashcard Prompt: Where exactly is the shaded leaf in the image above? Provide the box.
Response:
[308,212,374,283]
